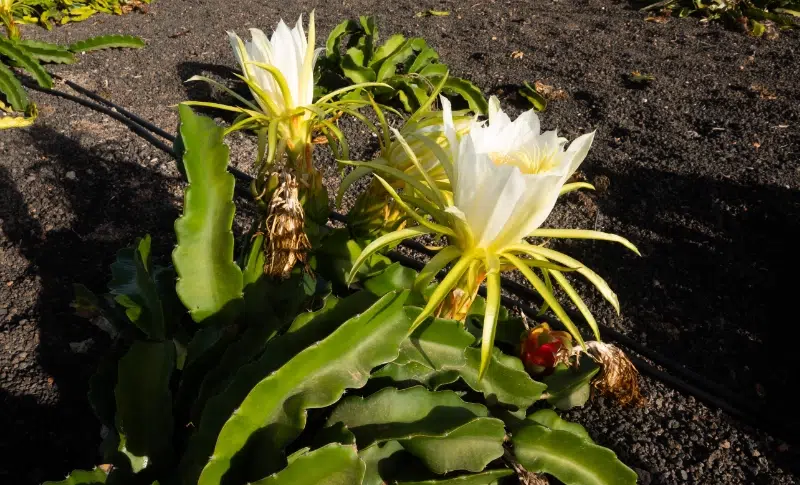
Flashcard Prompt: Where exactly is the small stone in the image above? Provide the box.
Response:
[668,419,680,429]
[752,449,761,457]
[69,338,94,354]
[720,440,731,449]
[680,470,688,480]
[65,171,77,180]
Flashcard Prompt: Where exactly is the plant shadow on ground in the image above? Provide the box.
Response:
[0,126,179,484]
[571,164,800,452]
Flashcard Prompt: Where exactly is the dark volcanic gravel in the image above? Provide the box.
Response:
[1,0,799,483]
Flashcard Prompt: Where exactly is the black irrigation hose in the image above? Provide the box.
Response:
[56,76,177,143]
[24,82,176,157]
[30,80,799,444]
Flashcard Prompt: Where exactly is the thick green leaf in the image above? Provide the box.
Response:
[407,44,439,73]
[0,37,53,88]
[402,418,506,473]
[68,34,145,53]
[519,82,546,112]
[439,77,487,114]
[360,441,432,485]
[0,61,30,112]
[375,38,416,81]
[370,34,407,68]
[395,312,475,368]
[398,469,515,484]
[108,235,165,339]
[189,309,280,422]
[180,292,381,484]
[541,353,600,410]
[363,261,417,296]
[172,105,243,323]
[527,409,593,442]
[251,444,365,485]
[341,48,377,84]
[194,291,411,485]
[43,469,107,485]
[370,361,459,390]
[328,387,505,473]
[513,424,638,485]
[397,315,545,409]
[325,19,361,60]
[314,228,391,289]
[15,39,75,64]
[311,421,357,449]
[114,340,175,462]
[460,347,546,409]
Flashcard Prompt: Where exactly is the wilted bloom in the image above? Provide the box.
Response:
[264,172,311,278]
[520,323,573,376]
[586,341,645,407]
[227,13,319,117]
[349,94,640,377]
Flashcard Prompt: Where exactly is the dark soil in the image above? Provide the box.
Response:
[1,0,798,484]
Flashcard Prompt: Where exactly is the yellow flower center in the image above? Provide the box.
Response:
[490,146,560,175]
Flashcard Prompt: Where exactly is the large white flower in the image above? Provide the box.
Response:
[348,94,639,378]
[442,96,595,252]
[227,13,320,116]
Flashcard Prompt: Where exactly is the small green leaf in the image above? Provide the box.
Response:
[440,77,488,114]
[527,409,593,442]
[173,105,243,323]
[513,424,638,485]
[43,469,107,485]
[115,340,175,464]
[0,37,53,88]
[0,62,29,113]
[15,39,75,64]
[251,444,365,485]
[325,19,362,60]
[363,262,417,296]
[541,353,600,410]
[108,235,166,339]
[68,34,145,53]
[519,82,546,111]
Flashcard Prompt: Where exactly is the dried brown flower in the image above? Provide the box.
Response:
[587,341,645,407]
[263,172,311,279]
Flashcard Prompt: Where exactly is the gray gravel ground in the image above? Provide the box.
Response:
[1,0,799,483]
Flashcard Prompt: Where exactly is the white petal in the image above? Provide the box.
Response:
[227,32,246,71]
[440,96,458,160]
[488,95,502,124]
[563,131,595,178]
[492,171,564,248]
[470,164,528,248]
